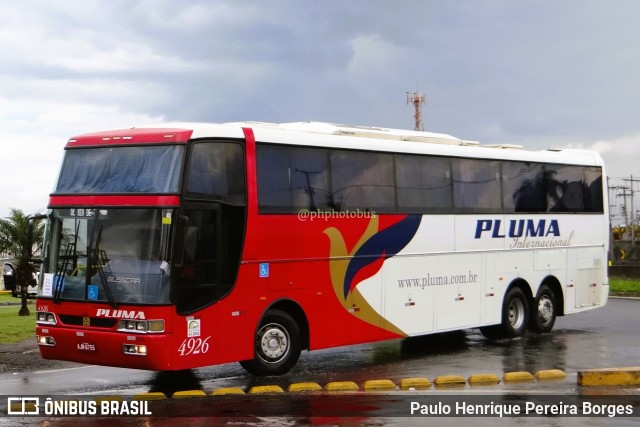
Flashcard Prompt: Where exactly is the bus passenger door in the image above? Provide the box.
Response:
[174,139,247,316]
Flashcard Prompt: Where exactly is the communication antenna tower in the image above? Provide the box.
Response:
[406,91,426,131]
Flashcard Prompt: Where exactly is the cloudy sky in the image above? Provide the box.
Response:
[1,0,638,223]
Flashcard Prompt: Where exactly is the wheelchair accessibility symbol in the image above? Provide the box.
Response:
[259,263,269,278]
[88,285,99,300]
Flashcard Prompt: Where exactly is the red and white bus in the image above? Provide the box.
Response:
[35,121,609,375]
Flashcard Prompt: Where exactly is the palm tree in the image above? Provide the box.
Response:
[0,208,44,316]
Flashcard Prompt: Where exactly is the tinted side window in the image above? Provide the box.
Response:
[256,145,331,212]
[583,167,603,212]
[331,150,395,212]
[502,162,546,212]
[255,143,604,215]
[396,154,451,212]
[452,158,501,212]
[544,165,604,213]
[186,142,245,205]
[546,164,585,212]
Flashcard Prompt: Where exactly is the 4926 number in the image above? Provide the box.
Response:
[178,336,211,356]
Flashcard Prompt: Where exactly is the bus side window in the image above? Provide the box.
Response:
[330,150,395,213]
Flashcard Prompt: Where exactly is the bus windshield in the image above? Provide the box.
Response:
[55,145,183,194]
[40,208,173,305]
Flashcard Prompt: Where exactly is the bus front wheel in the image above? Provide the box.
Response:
[239,309,301,376]
[480,287,529,340]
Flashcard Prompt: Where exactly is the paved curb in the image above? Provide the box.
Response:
[0,300,34,306]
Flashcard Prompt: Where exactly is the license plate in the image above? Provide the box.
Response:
[77,342,96,352]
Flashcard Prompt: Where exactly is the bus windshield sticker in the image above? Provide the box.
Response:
[88,285,99,300]
[42,273,54,297]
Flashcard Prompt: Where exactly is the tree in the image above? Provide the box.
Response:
[0,209,44,316]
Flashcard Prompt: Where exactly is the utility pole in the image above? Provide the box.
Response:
[623,175,640,245]
[406,91,426,131]
[615,186,631,239]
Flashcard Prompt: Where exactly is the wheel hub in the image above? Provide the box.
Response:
[508,299,525,330]
[259,325,289,361]
[538,296,554,324]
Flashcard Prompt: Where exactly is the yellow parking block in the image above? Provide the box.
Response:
[535,369,567,381]
[433,375,466,389]
[248,385,284,394]
[503,371,535,383]
[400,377,432,390]
[171,390,206,398]
[288,382,323,392]
[468,374,500,385]
[325,381,360,392]
[211,387,246,395]
[578,367,640,386]
[433,375,466,385]
[362,379,396,391]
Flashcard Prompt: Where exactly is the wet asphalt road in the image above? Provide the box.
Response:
[0,297,638,397]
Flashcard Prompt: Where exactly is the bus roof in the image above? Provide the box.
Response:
[67,121,605,167]
[229,121,605,168]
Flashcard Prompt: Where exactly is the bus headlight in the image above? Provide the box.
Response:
[36,311,57,325]
[117,319,164,334]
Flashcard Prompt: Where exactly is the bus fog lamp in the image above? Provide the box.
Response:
[123,344,147,356]
[37,335,56,346]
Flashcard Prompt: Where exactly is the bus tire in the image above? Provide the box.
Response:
[239,309,301,376]
[480,287,529,340]
[529,285,556,333]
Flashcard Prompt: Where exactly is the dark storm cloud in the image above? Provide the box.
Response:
[1,0,639,217]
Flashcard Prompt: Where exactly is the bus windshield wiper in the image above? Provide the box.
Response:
[53,242,73,304]
[92,225,118,309]
[92,248,118,309]
[53,222,79,304]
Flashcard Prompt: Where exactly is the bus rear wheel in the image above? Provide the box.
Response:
[480,287,529,340]
[529,285,556,333]
[239,309,301,376]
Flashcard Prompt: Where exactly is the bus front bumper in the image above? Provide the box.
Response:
[36,326,174,371]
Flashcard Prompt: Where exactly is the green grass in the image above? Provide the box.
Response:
[0,292,17,304]
[0,304,36,344]
[609,276,640,293]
